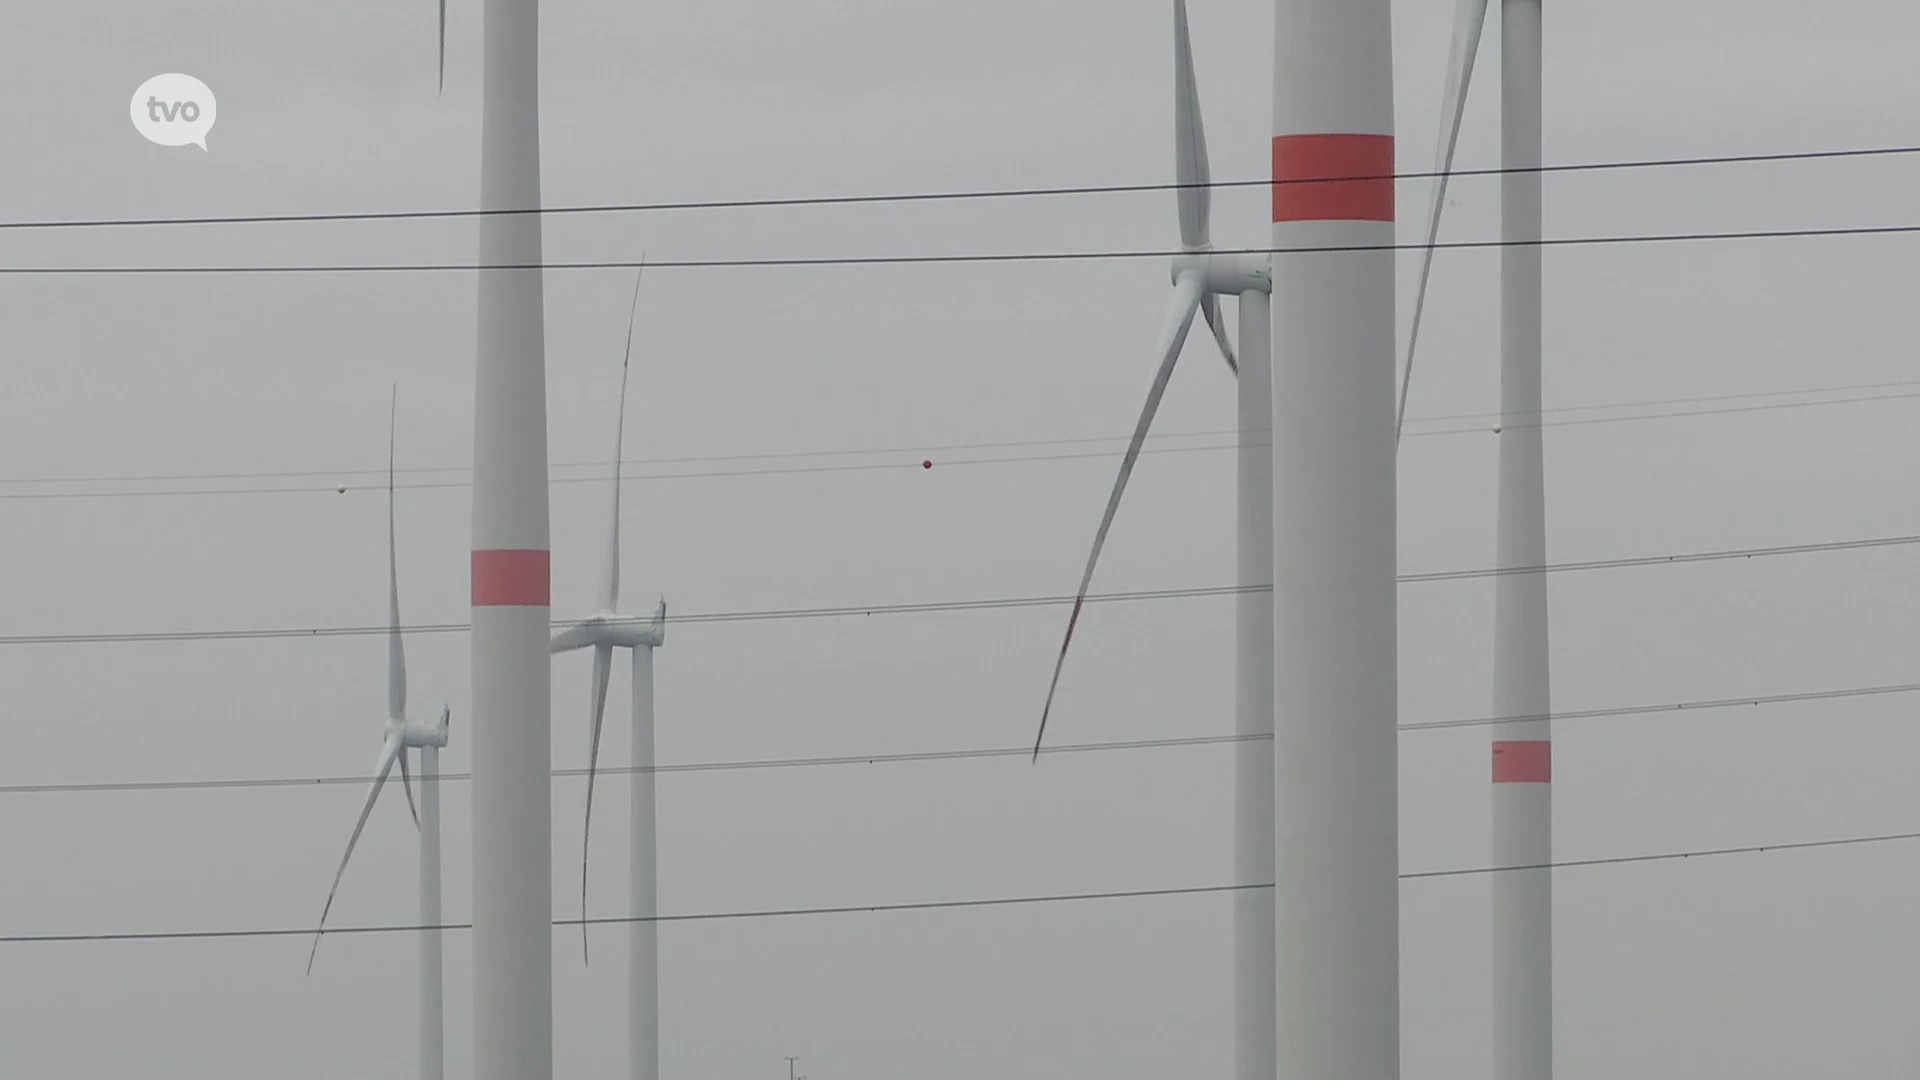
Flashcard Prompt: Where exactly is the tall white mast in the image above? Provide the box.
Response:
[419,741,445,1080]
[1232,281,1274,1080]
[1391,0,1554,1068]
[470,0,553,1077]
[1269,0,1399,1076]
[629,647,660,1080]
[1492,2,1553,1078]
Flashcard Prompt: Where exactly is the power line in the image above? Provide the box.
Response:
[0,733,1258,796]
[0,442,1244,501]
[1,734,1260,796]
[1398,827,1920,880]
[1398,677,1920,733]
[4,143,1911,233]
[1397,532,1920,583]
[5,529,1916,648]
[8,377,1920,500]
[5,221,1918,277]
[7,676,1919,798]
[0,884,1257,945]
[1404,375,1920,426]
[1,428,1243,487]
[1405,387,1920,438]
[0,584,1246,646]
[10,825,1918,946]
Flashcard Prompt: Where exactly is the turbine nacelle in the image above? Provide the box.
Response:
[1170,252,1273,297]
[395,711,451,749]
[550,603,665,654]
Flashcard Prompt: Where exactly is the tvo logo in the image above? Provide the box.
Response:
[130,73,216,150]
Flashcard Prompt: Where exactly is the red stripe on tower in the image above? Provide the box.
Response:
[1272,134,1395,223]
[471,549,550,607]
[1492,740,1551,784]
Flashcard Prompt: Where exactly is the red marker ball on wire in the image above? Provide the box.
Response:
[922,459,933,469]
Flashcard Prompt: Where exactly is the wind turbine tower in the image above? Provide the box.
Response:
[1490,6,1553,1078]
[470,1,554,1078]
[1269,0,1398,1076]
[1030,2,1395,1072]
[1399,2,1552,1076]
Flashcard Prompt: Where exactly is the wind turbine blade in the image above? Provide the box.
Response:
[1395,0,1490,449]
[1172,0,1212,251]
[437,0,447,96]
[580,643,614,965]
[1201,293,1237,375]
[388,385,407,722]
[600,265,644,613]
[307,731,403,974]
[399,745,420,830]
[1173,0,1230,375]
[1033,273,1206,759]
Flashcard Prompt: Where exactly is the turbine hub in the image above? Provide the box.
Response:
[1171,251,1271,296]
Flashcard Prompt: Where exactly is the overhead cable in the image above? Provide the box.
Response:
[5,222,1919,277]
[10,826,1918,946]
[3,529,1914,649]
[6,676,1919,797]
[2,143,1911,233]
[8,378,1920,502]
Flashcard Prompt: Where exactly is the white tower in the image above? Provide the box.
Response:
[1269,1,1399,1076]
[469,1,554,1078]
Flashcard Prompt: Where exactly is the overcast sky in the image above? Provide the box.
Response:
[3,1,1920,1077]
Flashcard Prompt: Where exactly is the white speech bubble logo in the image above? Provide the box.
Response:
[130,73,216,150]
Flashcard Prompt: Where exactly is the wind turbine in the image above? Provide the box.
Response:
[551,270,668,1080]
[1268,0,1398,1076]
[1398,3,1553,1078]
[1028,5,1273,1079]
[306,386,453,1080]
[468,1,553,1077]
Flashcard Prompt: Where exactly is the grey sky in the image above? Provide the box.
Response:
[3,0,1920,1076]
